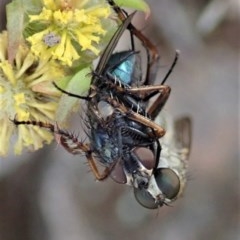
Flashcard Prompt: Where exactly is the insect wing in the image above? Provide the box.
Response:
[174,117,192,159]
[95,12,135,75]
[155,115,192,200]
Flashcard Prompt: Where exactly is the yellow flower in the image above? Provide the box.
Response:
[26,0,112,66]
[0,31,64,156]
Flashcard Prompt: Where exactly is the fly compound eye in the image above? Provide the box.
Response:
[154,168,180,200]
[134,187,159,209]
[97,101,114,119]
[132,147,155,170]
[134,168,181,209]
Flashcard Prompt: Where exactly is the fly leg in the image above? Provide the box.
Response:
[124,51,179,119]
[104,97,166,138]
[125,84,171,120]
[12,118,112,181]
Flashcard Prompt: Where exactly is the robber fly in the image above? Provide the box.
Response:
[134,115,191,209]
[13,1,191,209]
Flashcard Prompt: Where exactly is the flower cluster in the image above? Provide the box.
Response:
[0,0,115,156]
[0,0,150,156]
[0,31,63,155]
[26,0,111,66]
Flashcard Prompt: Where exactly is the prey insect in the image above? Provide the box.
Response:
[13,1,191,209]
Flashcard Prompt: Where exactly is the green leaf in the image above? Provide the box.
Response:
[115,0,150,16]
[55,67,92,124]
[6,0,42,62]
[19,0,42,14]
[6,1,24,62]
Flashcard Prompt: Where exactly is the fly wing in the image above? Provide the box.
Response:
[95,12,135,75]
[173,116,192,159]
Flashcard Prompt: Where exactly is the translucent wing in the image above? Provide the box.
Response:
[174,116,192,159]
[95,13,135,75]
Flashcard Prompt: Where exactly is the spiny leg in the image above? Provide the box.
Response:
[12,118,111,181]
[125,50,178,96]
[104,97,166,138]
[147,86,171,120]
[96,76,171,119]
[92,70,172,121]
[123,84,171,120]
[58,133,113,180]
[85,154,113,181]
[124,50,179,119]
[86,71,169,134]
[146,50,180,119]
[125,109,166,138]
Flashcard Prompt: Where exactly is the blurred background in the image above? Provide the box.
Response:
[0,0,239,239]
